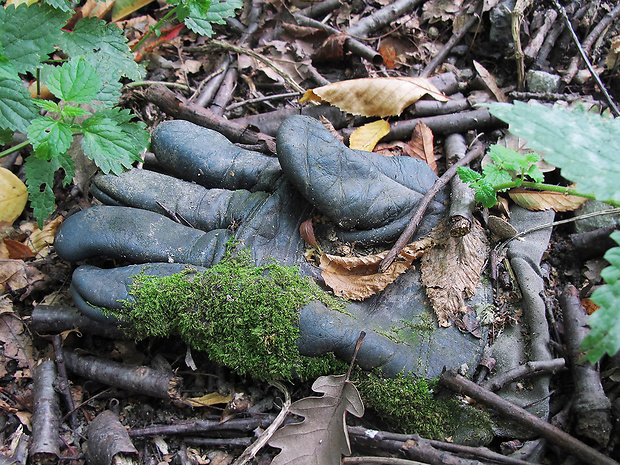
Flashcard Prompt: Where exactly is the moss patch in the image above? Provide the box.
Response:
[116,248,347,381]
[354,369,491,440]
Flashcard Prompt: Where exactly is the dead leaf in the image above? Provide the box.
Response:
[374,140,416,157]
[378,40,397,69]
[3,239,35,260]
[508,189,588,212]
[606,35,620,70]
[269,374,364,465]
[0,167,28,226]
[111,0,156,21]
[473,61,507,103]
[79,0,115,19]
[319,115,344,143]
[185,392,233,408]
[349,120,390,152]
[0,259,49,297]
[25,216,62,258]
[320,238,433,300]
[300,77,448,117]
[300,219,319,248]
[420,218,489,327]
[409,121,437,173]
[422,0,464,23]
[312,32,348,63]
[0,299,36,379]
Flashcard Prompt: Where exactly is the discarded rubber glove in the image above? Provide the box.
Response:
[55,116,487,380]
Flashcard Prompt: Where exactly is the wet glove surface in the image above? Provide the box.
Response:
[55,116,488,379]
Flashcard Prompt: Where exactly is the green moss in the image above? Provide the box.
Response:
[354,369,491,440]
[117,248,347,381]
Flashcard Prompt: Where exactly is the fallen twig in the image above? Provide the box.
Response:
[561,284,612,446]
[379,142,484,272]
[346,0,423,39]
[445,133,475,237]
[225,91,302,112]
[129,415,278,437]
[523,8,558,61]
[439,369,620,465]
[30,305,127,339]
[510,0,532,91]
[343,458,427,465]
[480,358,566,392]
[86,411,138,465]
[52,335,77,429]
[62,349,182,400]
[30,361,60,465]
[299,0,342,19]
[144,84,276,154]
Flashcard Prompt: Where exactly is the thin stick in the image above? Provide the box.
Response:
[225,92,302,112]
[343,458,427,465]
[439,370,620,465]
[379,143,484,272]
[552,0,620,116]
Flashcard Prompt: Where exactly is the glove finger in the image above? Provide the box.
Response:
[69,263,205,323]
[277,115,447,242]
[92,170,269,232]
[152,120,282,192]
[55,206,231,266]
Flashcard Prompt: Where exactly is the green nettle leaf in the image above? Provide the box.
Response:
[474,182,497,208]
[0,3,70,74]
[580,232,620,363]
[0,45,20,81]
[0,77,39,132]
[487,101,620,203]
[46,57,101,103]
[457,167,482,183]
[44,0,75,12]
[526,164,544,183]
[24,152,75,227]
[61,105,91,119]
[81,115,146,175]
[27,117,74,159]
[481,163,513,188]
[0,128,13,145]
[184,0,243,36]
[33,100,61,113]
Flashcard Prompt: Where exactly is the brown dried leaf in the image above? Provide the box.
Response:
[378,41,396,69]
[422,0,464,23]
[420,218,489,327]
[320,238,433,300]
[300,218,318,248]
[312,32,348,64]
[185,392,233,408]
[374,141,417,157]
[269,374,364,465]
[4,239,35,260]
[409,121,437,173]
[26,216,62,258]
[349,120,390,152]
[0,259,49,296]
[0,297,35,379]
[473,60,508,102]
[508,189,588,212]
[300,77,448,117]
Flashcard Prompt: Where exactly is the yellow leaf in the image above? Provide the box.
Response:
[185,392,233,408]
[508,189,589,212]
[302,77,448,117]
[26,216,63,258]
[0,168,28,226]
[349,120,390,151]
[112,0,156,21]
[299,89,323,104]
[5,0,37,6]
[319,238,433,300]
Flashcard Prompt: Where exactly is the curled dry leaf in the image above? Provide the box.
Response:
[300,218,319,248]
[0,259,49,296]
[409,121,437,173]
[508,189,588,212]
[300,77,448,117]
[0,167,28,226]
[349,120,390,151]
[473,60,507,103]
[320,238,433,300]
[420,218,489,327]
[0,296,36,379]
[27,216,63,258]
[185,392,233,408]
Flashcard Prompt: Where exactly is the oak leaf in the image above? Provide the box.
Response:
[508,189,588,212]
[420,218,489,327]
[349,120,390,151]
[300,77,448,117]
[320,238,433,300]
[269,374,364,465]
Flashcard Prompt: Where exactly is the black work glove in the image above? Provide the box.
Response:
[55,116,487,379]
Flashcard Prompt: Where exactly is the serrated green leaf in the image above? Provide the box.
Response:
[24,151,75,226]
[526,164,544,183]
[27,116,74,159]
[43,0,75,12]
[0,45,20,81]
[33,99,61,113]
[487,101,620,203]
[523,152,541,164]
[0,128,14,145]
[474,181,497,208]
[0,3,70,74]
[81,115,145,175]
[184,0,243,36]
[61,105,91,118]
[481,163,513,188]
[0,77,39,132]
[46,57,101,103]
[59,17,145,87]
[457,166,481,183]
[488,145,529,172]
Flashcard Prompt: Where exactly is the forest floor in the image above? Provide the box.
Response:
[1,0,620,464]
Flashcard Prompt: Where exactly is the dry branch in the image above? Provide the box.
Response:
[523,9,558,61]
[30,361,60,465]
[439,369,620,465]
[561,284,612,446]
[345,0,424,38]
[30,305,127,339]
[129,415,278,437]
[480,358,566,392]
[86,411,138,465]
[445,133,475,237]
[144,84,276,154]
[62,349,182,400]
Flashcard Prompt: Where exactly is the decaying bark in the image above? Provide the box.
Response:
[30,305,127,340]
[86,411,138,465]
[62,349,182,400]
[480,358,566,392]
[560,284,612,447]
[345,0,423,39]
[445,133,475,237]
[144,84,276,154]
[439,370,618,465]
[30,361,60,465]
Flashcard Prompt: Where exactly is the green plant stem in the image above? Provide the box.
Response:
[493,180,620,207]
[131,7,179,53]
[0,140,30,159]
